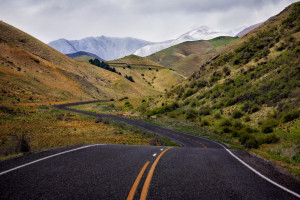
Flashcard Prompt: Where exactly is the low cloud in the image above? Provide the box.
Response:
[0,0,297,43]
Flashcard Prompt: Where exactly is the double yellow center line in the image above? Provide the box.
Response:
[127,147,174,200]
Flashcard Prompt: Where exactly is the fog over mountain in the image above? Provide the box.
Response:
[134,26,245,57]
[48,36,153,60]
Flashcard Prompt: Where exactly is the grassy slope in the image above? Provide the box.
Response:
[108,54,163,67]
[143,2,300,176]
[107,55,184,92]
[147,36,239,76]
[74,55,94,62]
[0,21,167,103]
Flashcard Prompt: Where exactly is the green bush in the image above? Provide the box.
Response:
[222,126,232,133]
[233,121,244,130]
[282,110,299,123]
[186,109,198,121]
[232,110,244,119]
[214,113,221,119]
[250,104,261,113]
[245,137,259,149]
[261,119,279,133]
[293,154,300,163]
[260,134,280,144]
[220,119,232,127]
[199,106,211,116]
[261,125,273,133]
[200,120,210,126]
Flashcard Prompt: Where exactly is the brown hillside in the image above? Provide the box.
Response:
[0,21,166,104]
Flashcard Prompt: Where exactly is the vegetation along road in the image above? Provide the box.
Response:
[0,101,299,199]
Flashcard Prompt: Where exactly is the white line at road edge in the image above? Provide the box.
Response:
[195,136,300,198]
[0,144,104,176]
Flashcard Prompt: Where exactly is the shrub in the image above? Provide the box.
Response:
[293,154,300,163]
[260,134,280,144]
[186,109,198,121]
[261,119,278,133]
[124,101,133,109]
[14,133,31,153]
[214,113,221,119]
[261,125,273,133]
[232,110,244,119]
[199,106,211,116]
[233,121,244,130]
[225,98,237,107]
[220,119,232,127]
[245,138,259,149]
[282,110,299,123]
[200,120,210,126]
[222,127,232,133]
[244,115,251,122]
[95,117,103,123]
[250,104,261,113]
[119,96,129,101]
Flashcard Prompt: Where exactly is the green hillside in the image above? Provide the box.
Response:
[143,2,300,176]
[74,55,94,62]
[147,36,239,76]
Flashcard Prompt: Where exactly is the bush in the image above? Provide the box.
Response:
[244,115,251,122]
[95,117,103,123]
[260,134,280,144]
[232,110,244,119]
[220,119,232,127]
[261,119,278,133]
[250,104,261,113]
[245,138,259,149]
[282,110,299,123]
[293,154,300,163]
[222,126,232,133]
[200,120,210,126]
[124,101,133,109]
[119,96,129,101]
[199,106,211,116]
[233,121,244,130]
[186,109,198,121]
[214,113,221,119]
[261,125,273,133]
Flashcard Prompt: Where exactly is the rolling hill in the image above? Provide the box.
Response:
[66,51,104,61]
[147,36,239,76]
[107,55,184,92]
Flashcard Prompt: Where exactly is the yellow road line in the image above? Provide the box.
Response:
[127,161,150,200]
[140,147,174,200]
[200,143,207,148]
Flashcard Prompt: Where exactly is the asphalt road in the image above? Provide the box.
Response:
[0,101,299,199]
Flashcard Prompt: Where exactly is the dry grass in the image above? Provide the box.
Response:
[0,104,152,159]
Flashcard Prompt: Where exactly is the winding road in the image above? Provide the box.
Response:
[0,101,299,199]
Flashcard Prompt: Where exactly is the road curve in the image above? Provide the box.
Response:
[54,101,222,148]
[0,101,299,199]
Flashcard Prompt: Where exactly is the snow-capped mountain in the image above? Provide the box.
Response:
[48,36,154,60]
[134,26,245,57]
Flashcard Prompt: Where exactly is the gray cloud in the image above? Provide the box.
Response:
[0,0,298,43]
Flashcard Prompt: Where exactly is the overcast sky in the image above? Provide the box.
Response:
[0,0,298,43]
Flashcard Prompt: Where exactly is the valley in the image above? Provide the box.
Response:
[0,1,299,199]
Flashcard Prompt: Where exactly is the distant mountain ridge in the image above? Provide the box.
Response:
[48,36,154,60]
[65,51,104,61]
[236,22,264,37]
[134,26,245,57]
